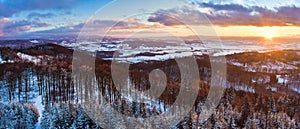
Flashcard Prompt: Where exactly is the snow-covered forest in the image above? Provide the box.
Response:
[0,43,299,128]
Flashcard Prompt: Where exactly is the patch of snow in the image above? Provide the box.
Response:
[60,41,74,48]
[193,51,203,56]
[0,55,15,64]
[233,85,255,93]
[17,52,41,64]
[0,59,15,64]
[276,75,288,84]
[213,50,245,56]
[121,90,168,112]
[251,76,271,84]
[290,86,300,94]
[291,60,300,65]
[229,60,244,67]
[230,60,298,73]
[267,86,277,92]
[33,95,44,129]
[110,51,194,63]
[67,39,300,63]
[30,40,39,43]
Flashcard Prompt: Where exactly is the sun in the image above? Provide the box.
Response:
[264,32,274,40]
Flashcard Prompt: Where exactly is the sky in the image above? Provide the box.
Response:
[0,0,299,39]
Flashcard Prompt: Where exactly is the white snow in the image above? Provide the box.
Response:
[193,51,203,56]
[229,61,244,67]
[60,38,300,64]
[17,52,41,64]
[110,51,194,63]
[233,85,255,93]
[30,40,39,43]
[267,86,277,92]
[212,50,245,56]
[121,90,169,112]
[0,55,15,64]
[276,75,288,84]
[0,59,15,64]
[33,95,44,129]
[229,60,298,73]
[290,86,300,94]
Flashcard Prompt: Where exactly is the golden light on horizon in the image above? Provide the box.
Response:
[102,25,300,38]
[264,31,275,40]
[260,27,278,40]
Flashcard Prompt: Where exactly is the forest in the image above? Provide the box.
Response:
[0,43,299,128]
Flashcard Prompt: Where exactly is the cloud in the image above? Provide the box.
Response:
[91,18,147,29]
[0,0,77,17]
[0,17,10,24]
[0,17,11,32]
[200,2,251,12]
[27,12,55,19]
[148,3,300,27]
[0,18,49,36]
[39,23,83,35]
[6,18,154,38]
[148,12,181,26]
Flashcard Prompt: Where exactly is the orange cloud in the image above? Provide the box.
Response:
[148,3,300,27]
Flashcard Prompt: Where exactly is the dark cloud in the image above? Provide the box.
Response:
[3,23,83,39]
[148,12,182,26]
[27,12,55,19]
[43,19,145,34]
[7,19,147,38]
[148,8,200,26]
[39,23,83,34]
[0,0,77,17]
[1,19,49,35]
[200,2,251,12]
[92,19,144,29]
[148,3,300,26]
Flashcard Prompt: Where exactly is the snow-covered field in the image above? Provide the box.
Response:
[228,59,298,73]
[0,39,299,128]
[59,38,300,63]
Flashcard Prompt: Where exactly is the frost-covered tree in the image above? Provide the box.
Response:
[0,103,39,129]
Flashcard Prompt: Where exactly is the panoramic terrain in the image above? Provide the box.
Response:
[1,0,300,128]
[0,39,299,128]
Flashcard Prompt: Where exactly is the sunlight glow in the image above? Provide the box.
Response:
[264,32,274,40]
